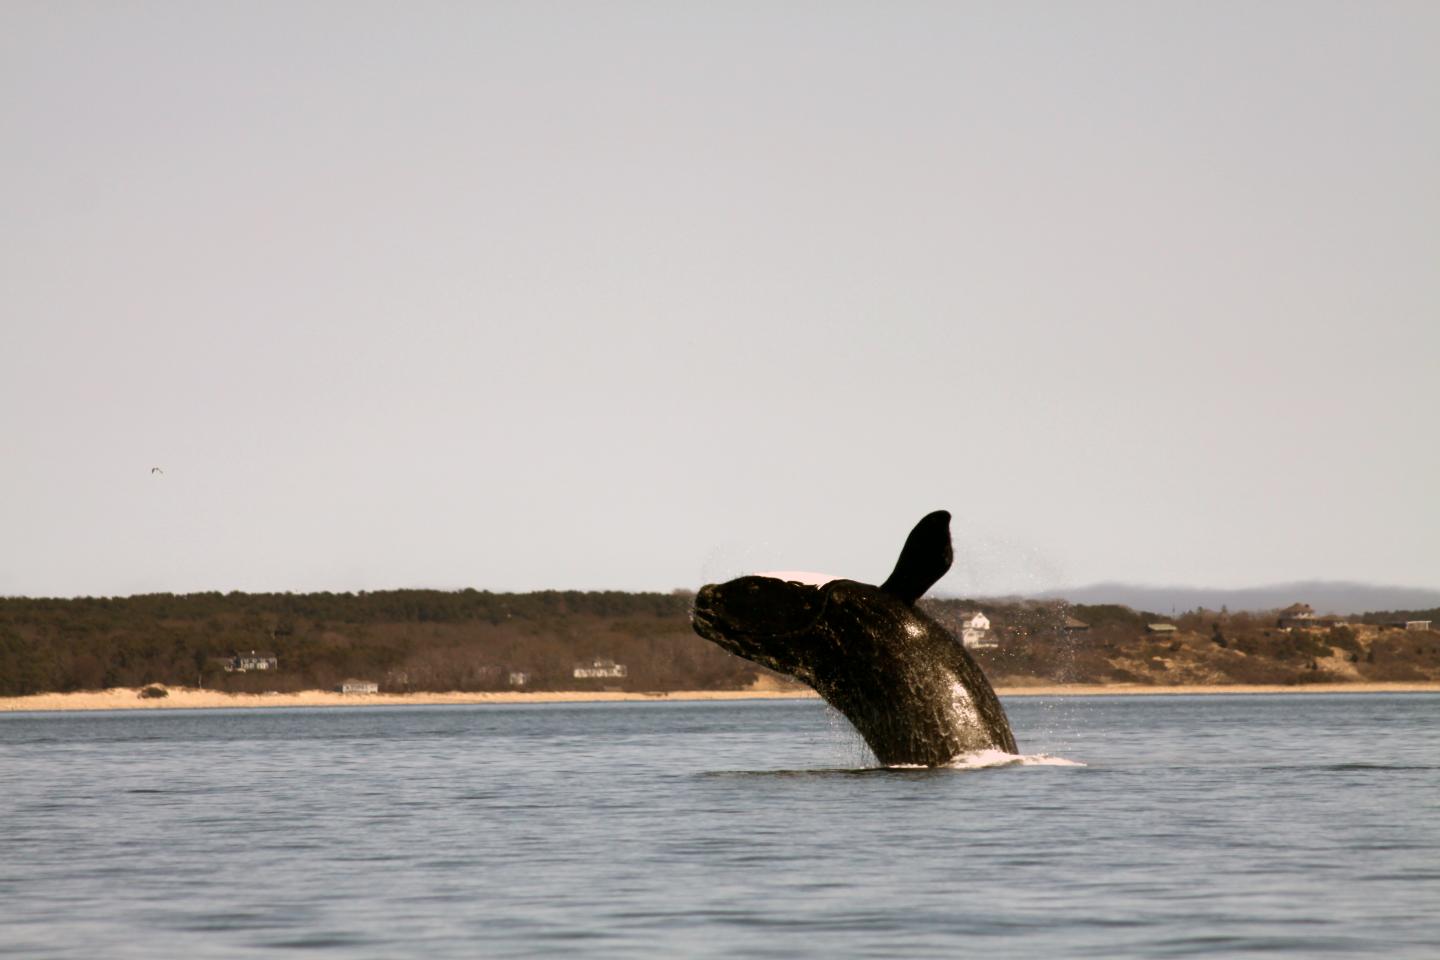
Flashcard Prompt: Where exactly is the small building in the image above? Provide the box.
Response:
[958,611,995,649]
[1279,603,1349,630]
[337,679,378,694]
[1062,617,1090,634]
[1146,623,1178,636]
[222,650,278,672]
[507,671,530,687]
[1390,620,1433,632]
[574,658,628,679]
[1277,603,1316,629]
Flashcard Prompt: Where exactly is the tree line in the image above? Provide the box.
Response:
[2,589,1436,697]
[0,589,737,696]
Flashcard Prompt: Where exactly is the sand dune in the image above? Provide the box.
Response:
[2,681,1436,712]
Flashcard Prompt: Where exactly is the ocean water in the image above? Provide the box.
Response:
[2,694,1438,959]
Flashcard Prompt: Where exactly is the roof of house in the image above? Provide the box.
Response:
[1146,623,1177,632]
[1279,603,1315,617]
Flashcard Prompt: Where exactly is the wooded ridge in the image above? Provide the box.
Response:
[2,589,1437,697]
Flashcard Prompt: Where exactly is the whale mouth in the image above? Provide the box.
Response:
[689,592,728,644]
[690,607,746,660]
[690,606,717,634]
[691,586,718,626]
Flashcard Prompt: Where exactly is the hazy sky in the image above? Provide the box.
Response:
[3,2,1437,599]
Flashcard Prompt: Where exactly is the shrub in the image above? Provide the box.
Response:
[1326,626,1360,653]
[138,685,168,699]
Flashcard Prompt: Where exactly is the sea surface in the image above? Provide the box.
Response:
[2,694,1438,958]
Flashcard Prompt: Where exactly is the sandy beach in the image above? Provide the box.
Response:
[2,681,1437,713]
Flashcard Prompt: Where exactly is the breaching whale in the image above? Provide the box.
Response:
[691,511,1017,766]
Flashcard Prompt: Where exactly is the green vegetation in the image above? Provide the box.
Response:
[927,598,1440,687]
[1,590,1437,697]
[0,589,750,697]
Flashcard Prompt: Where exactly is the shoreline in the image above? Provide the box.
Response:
[2,681,1439,713]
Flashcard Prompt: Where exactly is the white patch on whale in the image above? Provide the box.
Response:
[948,679,981,730]
[754,571,843,587]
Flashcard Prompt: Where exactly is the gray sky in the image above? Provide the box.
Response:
[3,2,1437,599]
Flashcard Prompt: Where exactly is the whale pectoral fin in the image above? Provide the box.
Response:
[878,510,953,605]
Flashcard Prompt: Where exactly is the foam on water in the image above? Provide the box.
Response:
[888,750,1086,770]
[959,749,1086,769]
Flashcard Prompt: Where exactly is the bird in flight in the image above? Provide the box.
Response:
[151,467,164,475]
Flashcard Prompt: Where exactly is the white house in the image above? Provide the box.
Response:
[337,679,378,694]
[573,658,628,679]
[507,671,531,687]
[224,650,278,672]
[959,612,995,649]
[1277,603,1316,629]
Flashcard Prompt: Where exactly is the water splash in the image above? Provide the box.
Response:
[887,750,1086,770]
[951,749,1086,769]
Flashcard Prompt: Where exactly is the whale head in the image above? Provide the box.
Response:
[691,575,834,678]
[690,510,954,680]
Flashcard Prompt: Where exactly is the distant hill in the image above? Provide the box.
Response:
[1023,581,1440,617]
